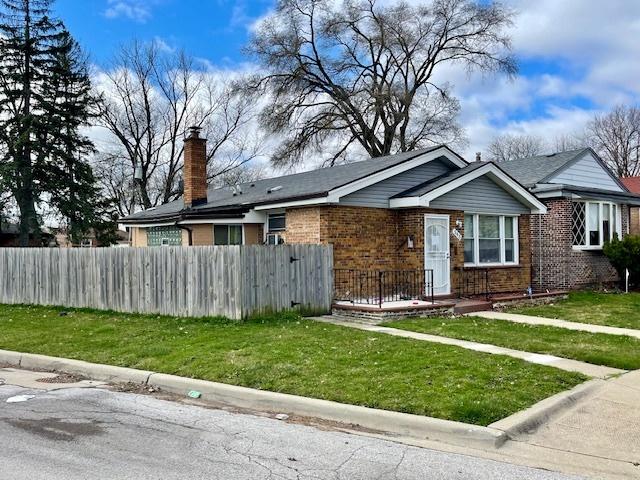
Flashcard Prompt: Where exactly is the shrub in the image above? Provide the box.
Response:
[603,235,640,285]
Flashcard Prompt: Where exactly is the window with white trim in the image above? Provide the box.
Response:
[464,214,519,266]
[268,213,286,232]
[572,201,619,248]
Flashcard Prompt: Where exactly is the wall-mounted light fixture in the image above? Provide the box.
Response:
[407,235,415,249]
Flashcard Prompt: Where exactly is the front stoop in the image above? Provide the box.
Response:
[453,300,493,315]
[331,302,456,323]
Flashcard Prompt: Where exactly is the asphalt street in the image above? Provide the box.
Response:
[0,377,584,480]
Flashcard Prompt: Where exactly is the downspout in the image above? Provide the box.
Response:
[538,213,543,291]
[175,223,193,246]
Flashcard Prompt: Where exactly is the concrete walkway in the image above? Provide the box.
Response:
[512,368,640,474]
[312,316,623,379]
[471,311,640,339]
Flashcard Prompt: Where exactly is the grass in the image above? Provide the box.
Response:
[0,304,587,426]
[510,291,640,330]
[384,316,640,370]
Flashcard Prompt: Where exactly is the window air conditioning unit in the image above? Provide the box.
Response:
[266,233,284,245]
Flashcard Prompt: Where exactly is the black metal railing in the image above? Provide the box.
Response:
[334,269,435,307]
[457,267,490,300]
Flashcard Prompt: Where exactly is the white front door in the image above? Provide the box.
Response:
[424,214,451,296]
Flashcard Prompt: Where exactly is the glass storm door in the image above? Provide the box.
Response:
[424,215,451,295]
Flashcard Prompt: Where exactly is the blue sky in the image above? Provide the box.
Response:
[55,0,272,67]
[53,0,640,159]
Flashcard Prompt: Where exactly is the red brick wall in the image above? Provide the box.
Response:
[630,207,640,235]
[183,135,207,207]
[530,199,620,290]
[285,205,531,295]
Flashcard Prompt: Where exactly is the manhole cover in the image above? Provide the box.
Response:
[36,374,82,384]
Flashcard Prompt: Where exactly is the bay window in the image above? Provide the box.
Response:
[464,214,519,266]
[572,201,619,249]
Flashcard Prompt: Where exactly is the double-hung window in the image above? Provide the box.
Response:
[572,201,619,249]
[268,213,286,232]
[464,214,519,266]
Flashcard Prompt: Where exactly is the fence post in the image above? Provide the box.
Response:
[378,271,383,308]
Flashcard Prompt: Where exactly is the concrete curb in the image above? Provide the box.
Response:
[0,349,153,384]
[146,372,507,449]
[2,348,601,450]
[488,379,604,438]
[0,348,505,450]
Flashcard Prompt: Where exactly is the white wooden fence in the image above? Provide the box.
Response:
[0,245,333,319]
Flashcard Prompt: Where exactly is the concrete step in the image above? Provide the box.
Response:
[453,300,493,315]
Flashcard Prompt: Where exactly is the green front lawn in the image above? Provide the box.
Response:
[511,291,640,330]
[0,304,586,426]
[384,316,640,370]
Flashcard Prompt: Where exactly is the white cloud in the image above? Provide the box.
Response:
[104,0,153,23]
[455,0,640,159]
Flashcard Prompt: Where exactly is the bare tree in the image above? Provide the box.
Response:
[487,134,546,162]
[248,0,515,167]
[94,41,263,214]
[586,105,640,177]
[552,133,584,153]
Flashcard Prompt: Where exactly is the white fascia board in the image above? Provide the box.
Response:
[176,210,267,224]
[391,163,548,214]
[534,190,568,199]
[326,147,466,203]
[389,196,422,208]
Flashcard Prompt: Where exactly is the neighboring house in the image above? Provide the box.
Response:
[0,221,54,247]
[620,177,640,235]
[54,228,129,248]
[501,149,640,290]
[121,127,547,298]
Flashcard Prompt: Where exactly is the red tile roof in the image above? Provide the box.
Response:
[621,177,640,193]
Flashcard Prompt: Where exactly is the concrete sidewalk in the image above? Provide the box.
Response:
[312,316,623,379]
[511,369,640,471]
[471,311,640,339]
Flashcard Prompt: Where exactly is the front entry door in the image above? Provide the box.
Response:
[424,214,451,296]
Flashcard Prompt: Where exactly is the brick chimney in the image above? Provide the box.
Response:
[183,126,207,207]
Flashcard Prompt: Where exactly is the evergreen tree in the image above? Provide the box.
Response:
[0,1,115,245]
[0,0,64,246]
[42,31,116,245]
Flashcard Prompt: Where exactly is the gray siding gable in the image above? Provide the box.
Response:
[549,151,624,192]
[340,159,451,208]
[430,175,531,214]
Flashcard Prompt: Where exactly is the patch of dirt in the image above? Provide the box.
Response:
[105,380,385,435]
[109,382,162,395]
[36,373,85,384]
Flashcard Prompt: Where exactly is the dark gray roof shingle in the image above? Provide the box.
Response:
[498,148,589,186]
[122,146,460,222]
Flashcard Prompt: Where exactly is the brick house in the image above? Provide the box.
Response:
[620,177,640,235]
[122,127,548,299]
[501,149,640,290]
